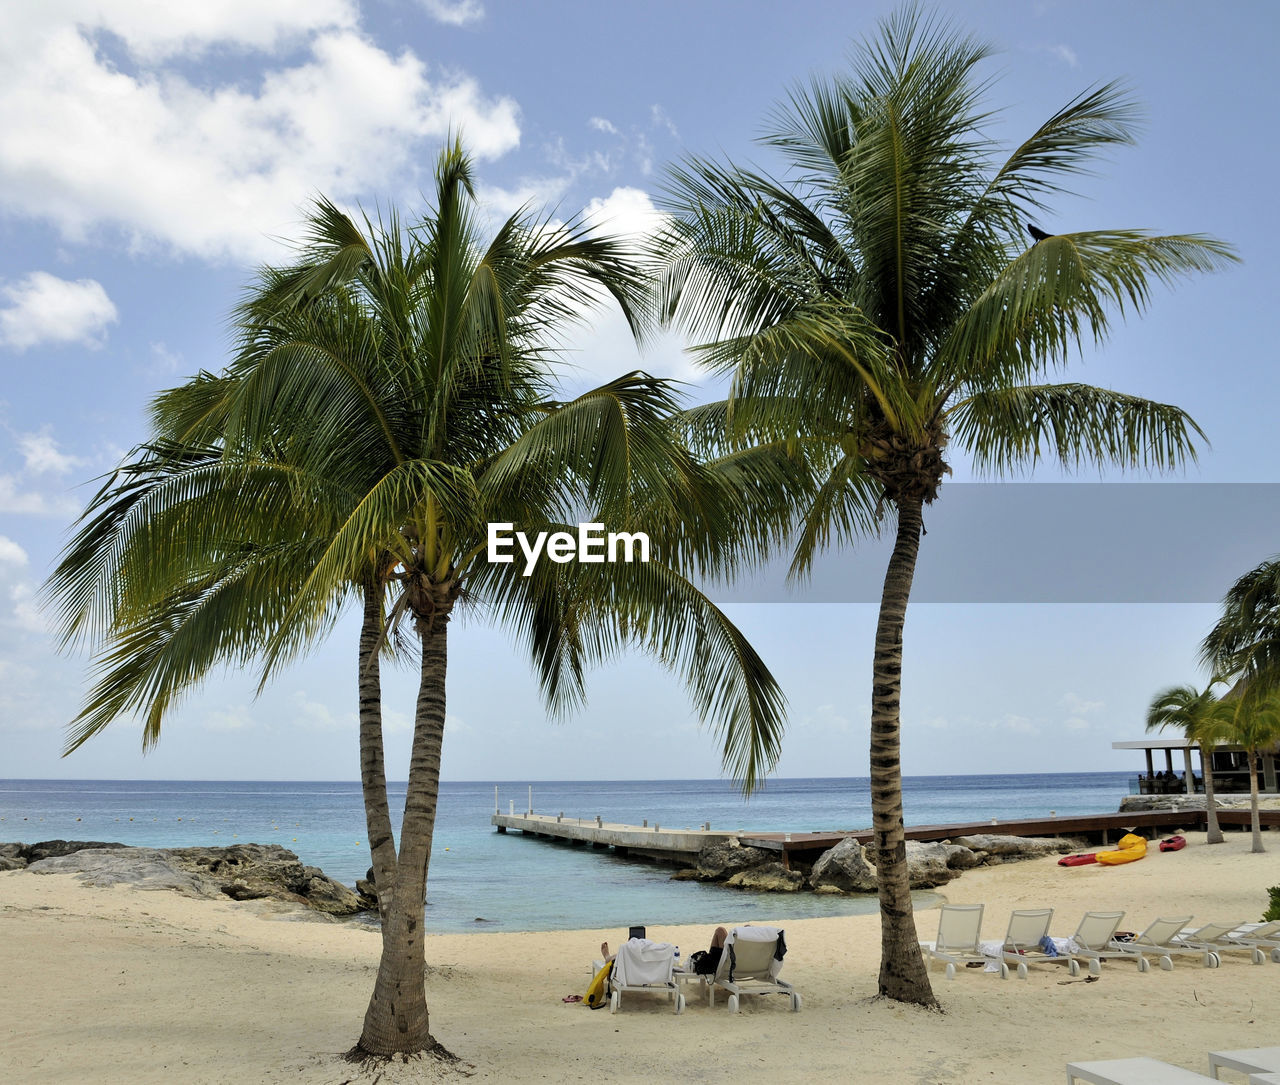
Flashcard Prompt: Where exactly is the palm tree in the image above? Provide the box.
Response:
[652,6,1235,1006]
[1144,683,1231,844]
[1203,556,1280,699]
[46,144,793,1057]
[1218,697,1280,853]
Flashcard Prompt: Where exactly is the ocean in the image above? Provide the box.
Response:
[0,773,1132,934]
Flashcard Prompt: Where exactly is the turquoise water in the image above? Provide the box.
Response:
[0,773,1129,933]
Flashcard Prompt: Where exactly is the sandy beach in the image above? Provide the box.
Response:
[2,831,1277,1084]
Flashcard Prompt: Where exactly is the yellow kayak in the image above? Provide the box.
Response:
[1096,832,1147,866]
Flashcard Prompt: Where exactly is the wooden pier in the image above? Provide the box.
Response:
[494,808,1280,870]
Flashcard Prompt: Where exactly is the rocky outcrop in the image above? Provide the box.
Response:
[807,838,878,892]
[807,838,981,893]
[724,862,804,892]
[1120,794,1280,814]
[13,841,361,916]
[694,840,775,880]
[951,834,1082,860]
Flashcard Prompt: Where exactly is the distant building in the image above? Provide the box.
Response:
[1113,737,1279,795]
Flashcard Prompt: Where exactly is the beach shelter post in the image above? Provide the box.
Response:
[1183,749,1195,794]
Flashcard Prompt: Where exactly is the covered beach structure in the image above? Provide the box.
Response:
[1113,737,1280,796]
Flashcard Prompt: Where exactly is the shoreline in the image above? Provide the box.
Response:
[3,829,1278,1083]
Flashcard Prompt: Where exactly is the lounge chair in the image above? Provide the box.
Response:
[1220,920,1280,964]
[1000,908,1074,979]
[1066,1056,1218,1083]
[1206,1046,1280,1079]
[1103,916,1212,972]
[707,926,800,1012]
[1169,920,1254,967]
[607,938,685,1014]
[920,903,986,979]
[1059,911,1125,977]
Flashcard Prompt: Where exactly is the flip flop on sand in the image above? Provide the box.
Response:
[562,994,583,1002]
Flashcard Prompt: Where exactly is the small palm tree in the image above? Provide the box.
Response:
[1145,683,1231,844]
[1218,697,1280,853]
[46,144,792,1057]
[653,6,1235,1006]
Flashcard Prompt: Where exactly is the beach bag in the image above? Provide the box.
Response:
[584,960,612,1009]
[689,946,722,976]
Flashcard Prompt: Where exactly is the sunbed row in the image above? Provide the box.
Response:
[920,904,1280,980]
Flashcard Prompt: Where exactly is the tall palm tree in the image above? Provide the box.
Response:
[1145,682,1231,844]
[46,144,793,1057]
[653,6,1235,1006]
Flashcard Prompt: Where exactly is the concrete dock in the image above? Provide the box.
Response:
[493,807,1280,871]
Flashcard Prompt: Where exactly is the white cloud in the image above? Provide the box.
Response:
[0,473,79,517]
[1064,716,1091,731]
[1050,44,1079,68]
[0,272,118,351]
[0,535,28,565]
[292,689,351,732]
[1060,692,1104,715]
[650,104,679,139]
[555,188,699,387]
[18,427,84,476]
[589,116,619,136]
[202,704,255,732]
[418,0,485,26]
[9,583,46,634]
[0,11,520,264]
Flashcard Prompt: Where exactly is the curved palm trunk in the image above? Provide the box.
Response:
[358,613,451,1054]
[871,493,937,1007]
[1200,742,1223,845]
[1248,751,1264,853]
[358,581,398,925]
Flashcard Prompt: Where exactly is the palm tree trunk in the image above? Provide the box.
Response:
[1200,742,1223,845]
[358,612,451,1054]
[1249,751,1264,853]
[358,580,398,925]
[871,492,937,1007]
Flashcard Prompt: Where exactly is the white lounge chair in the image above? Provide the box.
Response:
[1220,920,1280,964]
[1000,908,1065,979]
[1059,911,1125,977]
[1066,1056,1218,1084]
[707,926,800,1013]
[920,903,986,980]
[607,938,685,1014]
[1104,916,1213,972]
[1170,921,1254,967]
[1206,1046,1280,1079]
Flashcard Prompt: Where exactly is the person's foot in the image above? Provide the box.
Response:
[601,942,610,959]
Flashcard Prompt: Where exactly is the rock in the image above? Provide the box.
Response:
[355,866,379,911]
[221,882,269,901]
[724,862,804,892]
[0,856,27,871]
[0,843,25,859]
[695,840,775,880]
[903,841,973,888]
[807,838,979,893]
[26,843,360,916]
[808,838,878,892]
[952,834,1083,860]
[25,840,126,862]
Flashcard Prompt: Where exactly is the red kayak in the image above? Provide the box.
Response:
[1159,835,1186,852]
[1058,852,1099,867]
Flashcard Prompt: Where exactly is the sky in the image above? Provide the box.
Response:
[1,0,1277,787]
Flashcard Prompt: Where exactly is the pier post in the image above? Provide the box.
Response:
[528,785,532,814]
[494,786,498,815]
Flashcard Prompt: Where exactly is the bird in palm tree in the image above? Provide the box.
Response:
[46,143,795,1057]
[652,6,1235,1006]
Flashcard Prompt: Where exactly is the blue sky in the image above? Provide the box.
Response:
[1,1,1276,786]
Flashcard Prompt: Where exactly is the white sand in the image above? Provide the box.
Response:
[2,831,1278,1084]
